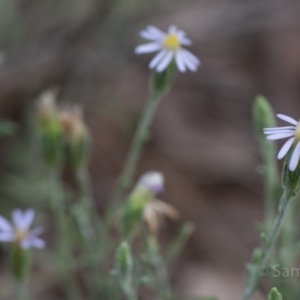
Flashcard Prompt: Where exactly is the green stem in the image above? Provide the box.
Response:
[122,284,137,300]
[110,93,162,206]
[75,168,105,298]
[263,150,278,230]
[16,279,29,300]
[241,189,294,300]
[49,170,81,300]
[155,251,172,300]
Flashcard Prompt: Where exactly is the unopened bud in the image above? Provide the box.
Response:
[35,90,64,168]
[59,106,90,170]
[251,247,263,264]
[267,287,282,300]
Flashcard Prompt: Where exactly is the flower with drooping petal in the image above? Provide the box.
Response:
[135,25,200,73]
[138,171,179,233]
[0,209,45,249]
[264,114,300,171]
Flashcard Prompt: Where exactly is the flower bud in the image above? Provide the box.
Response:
[267,287,282,300]
[59,106,91,170]
[120,172,164,237]
[251,247,263,264]
[150,60,176,97]
[35,90,64,168]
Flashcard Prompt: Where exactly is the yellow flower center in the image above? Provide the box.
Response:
[296,122,300,140]
[163,34,180,51]
[15,230,27,243]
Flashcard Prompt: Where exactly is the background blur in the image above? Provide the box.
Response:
[1,0,300,299]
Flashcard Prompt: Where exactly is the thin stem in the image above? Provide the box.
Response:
[16,279,29,300]
[241,189,294,300]
[110,93,161,206]
[75,168,105,298]
[155,250,172,300]
[263,149,278,230]
[49,170,81,300]
[122,284,137,300]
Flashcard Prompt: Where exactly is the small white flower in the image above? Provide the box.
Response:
[0,209,45,249]
[138,171,164,194]
[264,114,300,171]
[135,25,200,73]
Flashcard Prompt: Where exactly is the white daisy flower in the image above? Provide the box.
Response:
[0,209,45,249]
[264,114,300,171]
[138,171,164,194]
[135,25,200,73]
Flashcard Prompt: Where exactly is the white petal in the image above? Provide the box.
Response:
[175,51,186,72]
[263,126,296,131]
[20,209,35,230]
[265,130,295,135]
[266,133,294,140]
[145,26,166,39]
[140,30,164,42]
[277,114,298,126]
[180,38,192,46]
[0,216,13,232]
[181,51,198,72]
[264,130,295,134]
[177,30,187,39]
[30,237,46,249]
[177,31,192,46]
[289,142,300,171]
[278,137,295,159]
[149,50,168,69]
[168,25,177,34]
[180,48,200,66]
[12,209,23,229]
[135,43,161,54]
[20,239,32,249]
[0,232,14,242]
[156,51,174,72]
[29,227,43,237]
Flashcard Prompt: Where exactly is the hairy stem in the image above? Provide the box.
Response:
[241,189,294,300]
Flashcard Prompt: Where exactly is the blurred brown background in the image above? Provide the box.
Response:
[1,0,300,299]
